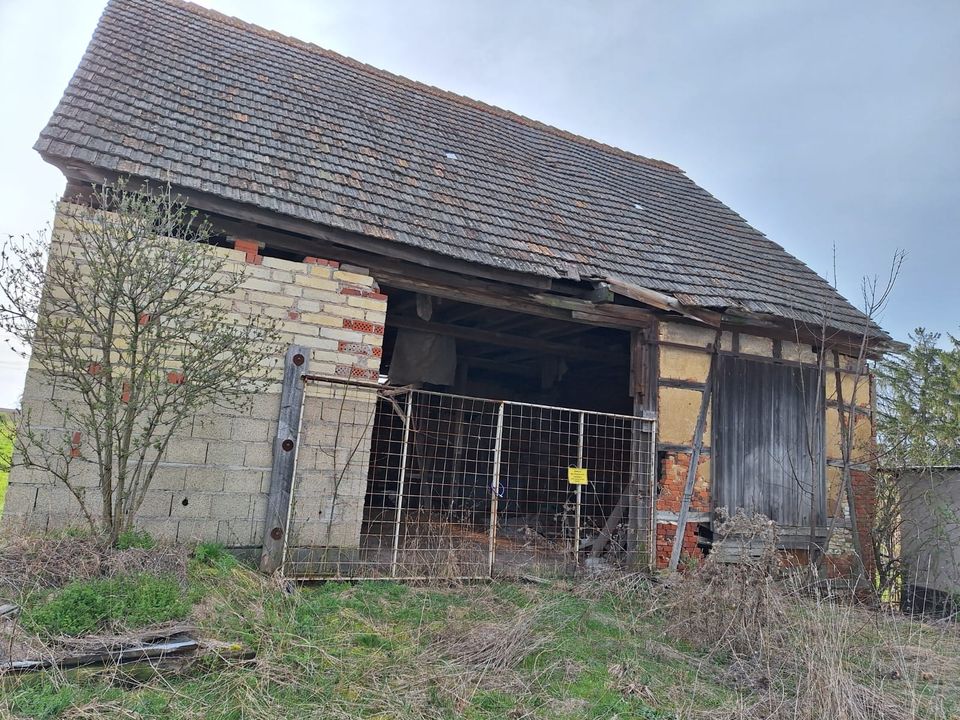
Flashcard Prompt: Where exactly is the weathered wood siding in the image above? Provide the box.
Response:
[712,355,825,528]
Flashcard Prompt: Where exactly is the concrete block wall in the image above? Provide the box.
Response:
[286,382,380,552]
[654,320,875,572]
[0,203,387,548]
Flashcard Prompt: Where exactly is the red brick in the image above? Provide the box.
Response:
[167,371,185,385]
[70,431,82,458]
[339,287,363,297]
[233,238,261,264]
[343,319,374,333]
[287,310,300,320]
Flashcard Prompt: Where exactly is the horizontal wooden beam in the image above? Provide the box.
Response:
[389,314,625,363]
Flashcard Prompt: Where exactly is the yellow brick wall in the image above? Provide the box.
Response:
[1,203,387,548]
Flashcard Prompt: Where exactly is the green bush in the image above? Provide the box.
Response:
[193,541,238,570]
[22,574,189,637]
[115,528,156,550]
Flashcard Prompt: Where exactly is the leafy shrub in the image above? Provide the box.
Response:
[115,528,156,550]
[22,574,189,637]
[193,542,238,571]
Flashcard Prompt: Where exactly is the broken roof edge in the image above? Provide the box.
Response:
[45,158,896,355]
[144,0,682,176]
[606,274,897,353]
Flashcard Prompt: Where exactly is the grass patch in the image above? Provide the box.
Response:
[2,533,959,719]
[21,573,189,637]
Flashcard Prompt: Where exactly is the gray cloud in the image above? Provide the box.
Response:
[1,0,957,404]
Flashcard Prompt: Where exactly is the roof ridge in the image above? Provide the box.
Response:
[151,0,682,174]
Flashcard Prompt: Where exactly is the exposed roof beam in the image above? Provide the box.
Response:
[389,314,625,364]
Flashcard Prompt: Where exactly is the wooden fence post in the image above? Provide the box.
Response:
[259,345,309,574]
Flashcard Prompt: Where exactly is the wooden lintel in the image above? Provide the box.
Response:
[389,314,624,363]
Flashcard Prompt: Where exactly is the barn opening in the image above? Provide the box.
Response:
[284,288,656,579]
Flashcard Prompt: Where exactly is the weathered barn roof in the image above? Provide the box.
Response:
[36,0,885,338]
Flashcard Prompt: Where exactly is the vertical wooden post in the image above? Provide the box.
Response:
[626,325,657,570]
[668,335,719,571]
[259,345,309,574]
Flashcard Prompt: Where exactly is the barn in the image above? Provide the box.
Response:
[1,0,893,579]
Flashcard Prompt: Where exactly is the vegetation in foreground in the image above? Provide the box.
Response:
[0,414,12,516]
[0,534,958,720]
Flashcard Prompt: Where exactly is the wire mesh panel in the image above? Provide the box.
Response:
[282,378,655,580]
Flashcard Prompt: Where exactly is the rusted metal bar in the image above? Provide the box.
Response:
[390,391,414,578]
[573,412,585,565]
[488,402,505,578]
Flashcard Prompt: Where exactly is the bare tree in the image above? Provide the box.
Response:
[0,181,281,542]
[810,252,903,589]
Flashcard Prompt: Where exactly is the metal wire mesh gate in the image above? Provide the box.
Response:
[281,378,656,579]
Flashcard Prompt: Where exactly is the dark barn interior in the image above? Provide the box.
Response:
[359,289,649,576]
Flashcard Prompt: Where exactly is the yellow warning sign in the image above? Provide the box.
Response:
[567,467,589,485]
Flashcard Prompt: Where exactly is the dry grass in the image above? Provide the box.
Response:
[0,533,187,601]
[426,600,555,671]
[655,510,960,720]
[2,526,959,719]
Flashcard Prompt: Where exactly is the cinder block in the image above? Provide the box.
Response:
[223,469,266,494]
[244,442,274,469]
[165,439,208,464]
[176,520,220,543]
[138,491,174,519]
[232,418,273,442]
[192,415,234,440]
[1,484,39,514]
[137,518,179,542]
[169,492,213,519]
[217,519,257,546]
[207,493,251,522]
[150,465,187,491]
[249,393,281,421]
[205,442,246,466]
[185,466,226,492]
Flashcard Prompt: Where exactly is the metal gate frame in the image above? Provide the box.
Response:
[280,377,656,580]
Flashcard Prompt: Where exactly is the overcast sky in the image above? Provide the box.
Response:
[0,0,957,407]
